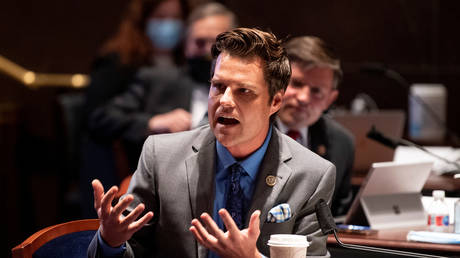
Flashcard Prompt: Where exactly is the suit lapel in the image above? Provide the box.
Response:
[185,128,216,258]
[185,128,216,219]
[246,128,293,227]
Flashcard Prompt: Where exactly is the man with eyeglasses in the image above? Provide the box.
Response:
[277,36,355,217]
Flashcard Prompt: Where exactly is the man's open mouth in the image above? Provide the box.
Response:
[217,116,239,125]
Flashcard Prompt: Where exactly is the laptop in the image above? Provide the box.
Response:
[344,161,433,229]
[331,110,406,173]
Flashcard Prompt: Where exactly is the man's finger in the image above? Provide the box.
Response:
[191,215,218,244]
[121,203,146,226]
[189,224,205,245]
[247,210,261,238]
[112,194,133,217]
[100,186,118,217]
[128,211,154,233]
[200,212,224,240]
[92,179,104,210]
[218,209,240,237]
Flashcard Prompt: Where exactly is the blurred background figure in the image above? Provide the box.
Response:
[80,1,236,218]
[80,0,190,218]
[84,0,190,119]
[277,36,355,217]
[184,2,237,127]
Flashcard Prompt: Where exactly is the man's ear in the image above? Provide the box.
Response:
[326,89,339,108]
[270,91,284,115]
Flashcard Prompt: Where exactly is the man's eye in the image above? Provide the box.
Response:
[310,87,323,95]
[291,80,303,88]
[239,88,251,94]
[211,83,225,91]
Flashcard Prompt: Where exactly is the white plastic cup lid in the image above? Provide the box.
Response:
[267,234,310,247]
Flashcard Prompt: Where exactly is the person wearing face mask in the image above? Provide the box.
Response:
[79,0,189,219]
[144,0,186,67]
[84,0,189,118]
[183,2,238,127]
[277,36,355,217]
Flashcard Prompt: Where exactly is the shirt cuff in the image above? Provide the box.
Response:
[97,230,126,256]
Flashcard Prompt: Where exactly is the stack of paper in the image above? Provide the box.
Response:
[394,146,460,175]
[407,231,460,244]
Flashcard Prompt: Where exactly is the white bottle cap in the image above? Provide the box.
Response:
[433,190,445,199]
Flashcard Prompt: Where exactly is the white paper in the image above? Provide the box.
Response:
[394,146,460,175]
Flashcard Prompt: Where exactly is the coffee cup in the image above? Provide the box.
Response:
[267,234,309,258]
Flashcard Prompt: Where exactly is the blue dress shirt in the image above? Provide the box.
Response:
[213,126,272,230]
[209,127,272,258]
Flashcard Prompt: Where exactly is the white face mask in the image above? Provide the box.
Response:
[146,19,184,50]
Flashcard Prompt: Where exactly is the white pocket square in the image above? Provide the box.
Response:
[267,203,291,223]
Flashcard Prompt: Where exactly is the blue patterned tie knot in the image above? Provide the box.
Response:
[226,163,245,229]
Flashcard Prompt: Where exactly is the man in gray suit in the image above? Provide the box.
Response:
[88,28,335,257]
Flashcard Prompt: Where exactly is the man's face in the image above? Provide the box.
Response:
[208,52,283,158]
[278,63,338,129]
[185,15,232,58]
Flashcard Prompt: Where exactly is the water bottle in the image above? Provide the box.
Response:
[427,190,449,232]
[455,199,460,233]
[409,84,446,143]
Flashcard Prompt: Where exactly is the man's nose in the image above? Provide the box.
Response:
[220,87,235,107]
[296,86,311,103]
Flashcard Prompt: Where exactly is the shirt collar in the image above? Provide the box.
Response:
[275,117,308,143]
[216,126,273,180]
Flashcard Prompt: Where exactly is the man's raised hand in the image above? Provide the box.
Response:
[189,209,262,258]
[92,179,154,247]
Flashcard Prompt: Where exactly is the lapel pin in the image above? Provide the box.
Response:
[317,145,327,156]
[266,175,276,186]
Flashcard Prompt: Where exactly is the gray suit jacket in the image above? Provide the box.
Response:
[88,125,336,257]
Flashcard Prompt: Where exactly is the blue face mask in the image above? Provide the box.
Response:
[146,19,184,50]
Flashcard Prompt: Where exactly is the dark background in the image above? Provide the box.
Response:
[2,0,459,256]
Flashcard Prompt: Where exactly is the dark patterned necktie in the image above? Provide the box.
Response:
[287,129,301,141]
[226,163,245,229]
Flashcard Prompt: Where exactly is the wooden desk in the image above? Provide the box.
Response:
[327,226,460,256]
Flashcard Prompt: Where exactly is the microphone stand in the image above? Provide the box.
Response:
[331,231,445,258]
[315,199,447,258]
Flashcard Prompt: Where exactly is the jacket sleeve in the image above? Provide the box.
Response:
[87,76,151,145]
[295,163,335,257]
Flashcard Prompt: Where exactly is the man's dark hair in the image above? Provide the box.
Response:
[210,28,291,102]
[284,36,342,89]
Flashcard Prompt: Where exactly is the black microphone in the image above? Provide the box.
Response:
[315,199,447,258]
[366,126,460,174]
[360,62,460,146]
[366,125,402,149]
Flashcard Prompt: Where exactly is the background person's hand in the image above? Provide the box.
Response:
[92,179,154,247]
[190,209,262,258]
[148,108,191,133]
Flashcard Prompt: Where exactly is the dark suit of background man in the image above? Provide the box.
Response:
[277,36,355,217]
[88,28,336,258]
